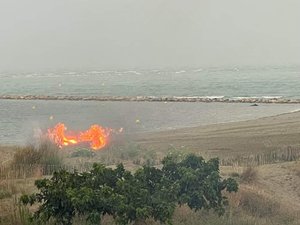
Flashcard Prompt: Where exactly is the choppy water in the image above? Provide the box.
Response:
[0,66,299,99]
[0,65,300,145]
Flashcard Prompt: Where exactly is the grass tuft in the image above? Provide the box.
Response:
[240,167,257,184]
[239,190,280,218]
[9,140,62,177]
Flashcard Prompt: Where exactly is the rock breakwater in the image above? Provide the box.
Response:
[1,95,300,104]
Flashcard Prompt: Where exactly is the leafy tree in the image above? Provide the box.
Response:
[114,166,177,225]
[162,154,238,215]
[21,153,238,225]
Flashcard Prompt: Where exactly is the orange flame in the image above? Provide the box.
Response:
[47,123,112,150]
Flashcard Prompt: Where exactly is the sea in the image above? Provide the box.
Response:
[0,65,299,145]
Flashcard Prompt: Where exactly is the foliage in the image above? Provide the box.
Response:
[162,154,238,215]
[21,154,238,225]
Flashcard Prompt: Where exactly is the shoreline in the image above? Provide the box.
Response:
[0,99,300,150]
[1,95,300,104]
[2,110,300,156]
[2,110,300,166]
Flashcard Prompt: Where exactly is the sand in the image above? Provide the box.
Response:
[2,110,300,163]
[133,111,300,157]
[2,110,300,215]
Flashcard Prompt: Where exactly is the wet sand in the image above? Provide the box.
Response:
[133,111,300,157]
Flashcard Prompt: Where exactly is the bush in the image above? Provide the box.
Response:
[12,140,61,166]
[11,140,62,176]
[21,154,238,225]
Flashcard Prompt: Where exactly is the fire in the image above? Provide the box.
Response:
[47,123,112,150]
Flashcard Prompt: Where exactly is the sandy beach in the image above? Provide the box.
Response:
[2,109,300,163]
[2,108,300,224]
[133,110,300,157]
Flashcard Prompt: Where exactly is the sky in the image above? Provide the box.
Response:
[0,0,299,72]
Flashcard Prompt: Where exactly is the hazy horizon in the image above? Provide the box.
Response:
[0,0,299,72]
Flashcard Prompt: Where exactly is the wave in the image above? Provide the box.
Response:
[175,70,186,74]
[193,68,203,72]
[123,70,142,75]
[1,95,300,104]
[289,109,300,113]
[232,96,283,100]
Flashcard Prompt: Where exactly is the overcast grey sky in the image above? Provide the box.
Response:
[0,0,299,72]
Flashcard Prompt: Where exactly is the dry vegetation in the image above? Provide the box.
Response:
[1,142,300,225]
[240,167,258,184]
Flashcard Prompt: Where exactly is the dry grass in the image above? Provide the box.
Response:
[0,178,37,225]
[219,146,300,167]
[1,143,300,225]
[11,140,62,167]
[240,167,258,184]
[0,140,63,179]
[238,190,280,217]
[1,165,299,225]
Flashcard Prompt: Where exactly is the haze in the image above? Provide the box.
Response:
[0,0,299,72]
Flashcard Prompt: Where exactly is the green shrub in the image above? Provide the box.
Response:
[21,154,238,225]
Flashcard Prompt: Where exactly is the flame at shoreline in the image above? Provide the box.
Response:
[47,123,113,150]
